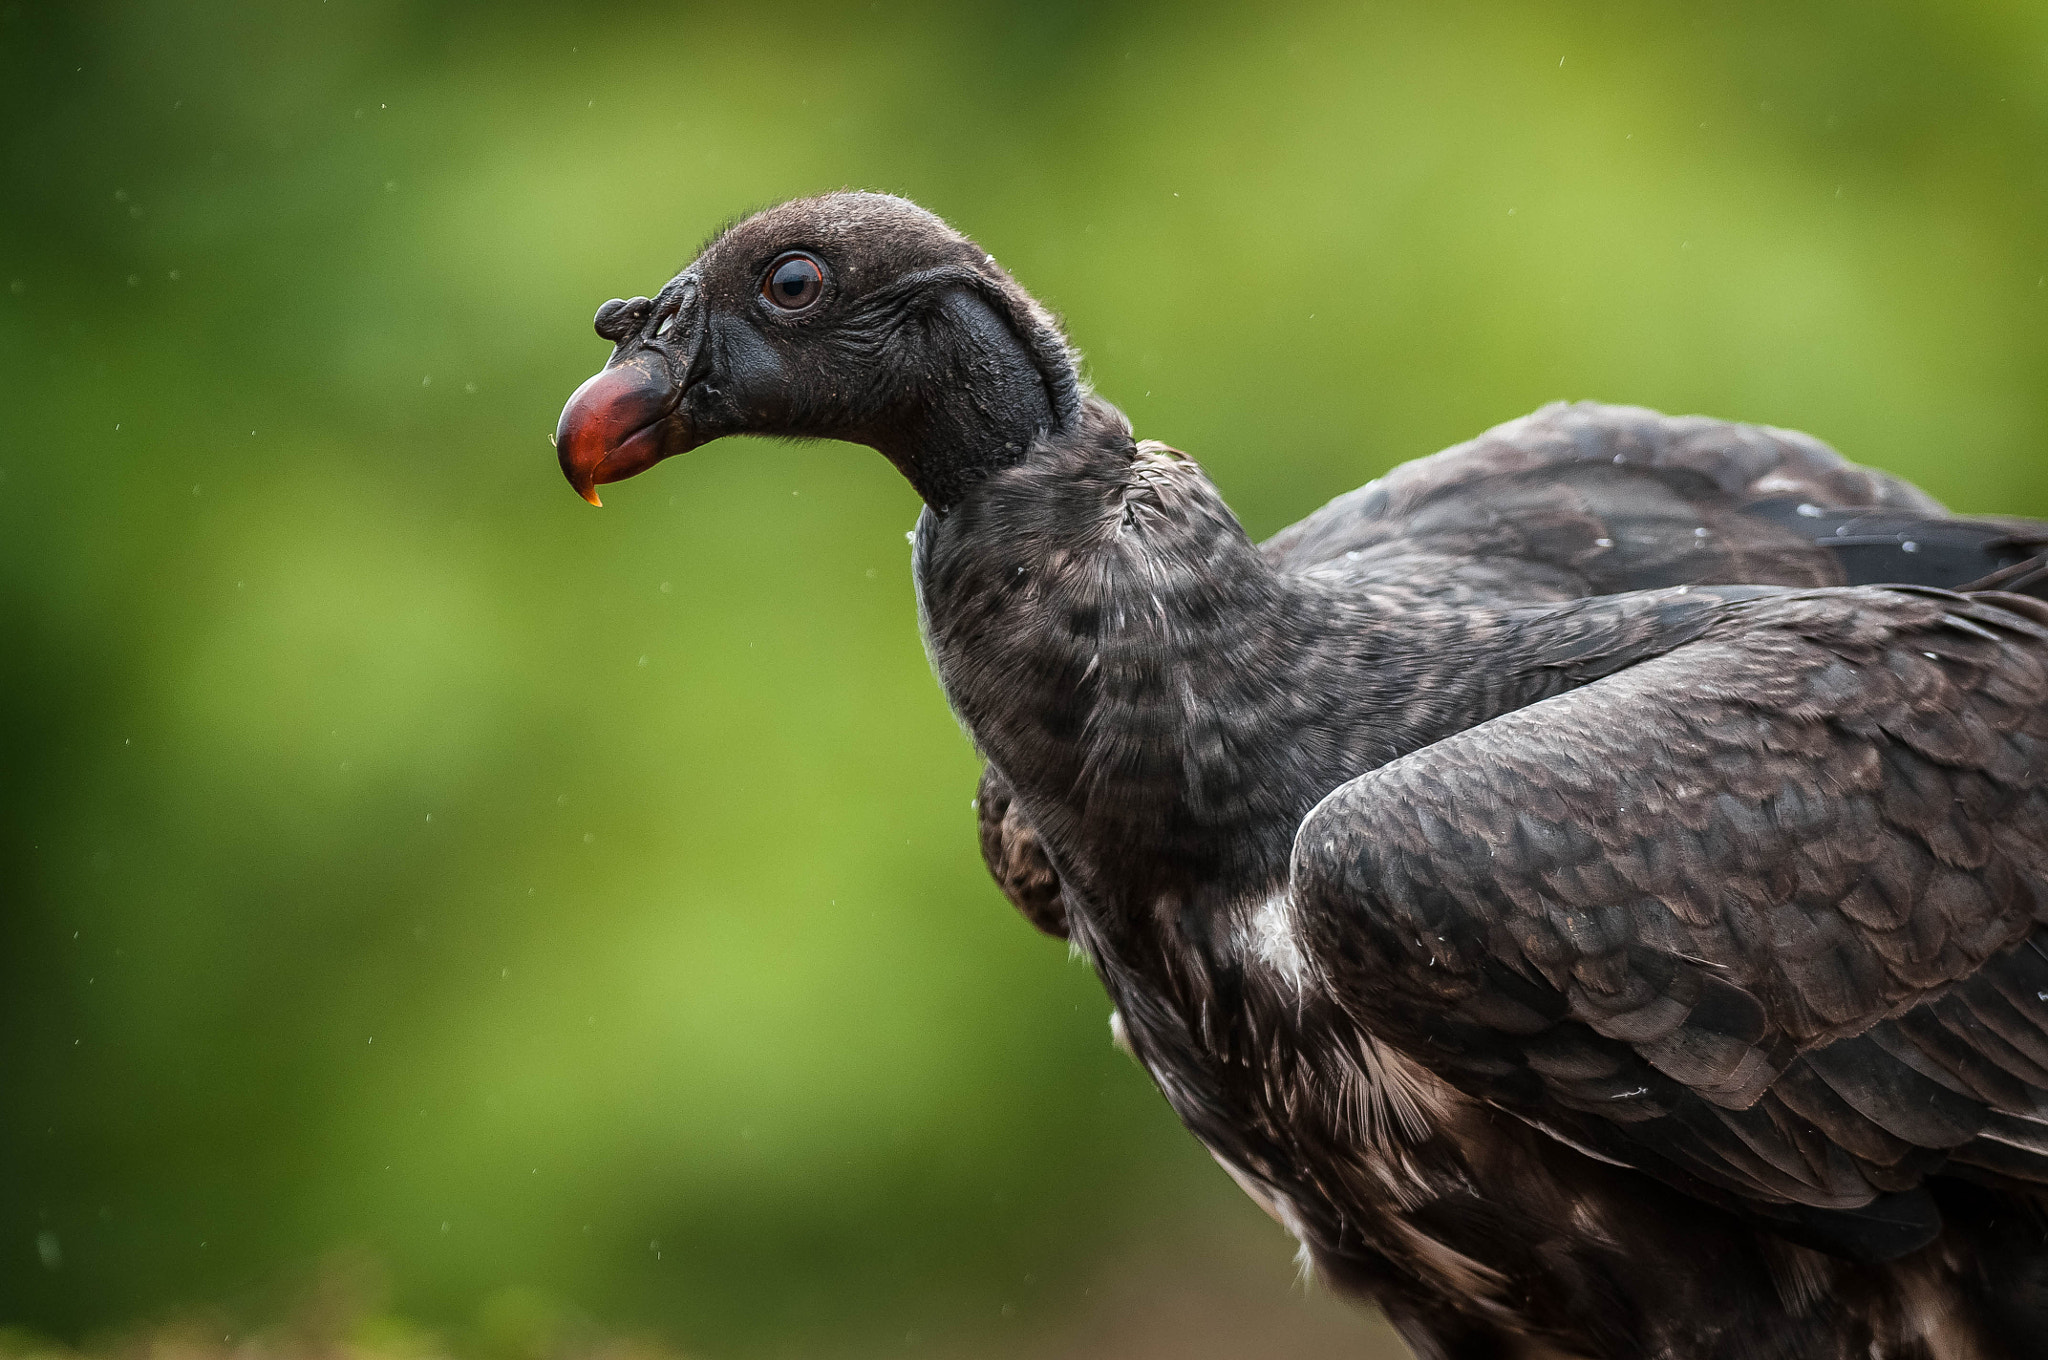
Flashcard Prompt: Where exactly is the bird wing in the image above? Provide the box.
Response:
[977,766,1068,939]
[1264,402,2047,601]
[1289,584,2048,1259]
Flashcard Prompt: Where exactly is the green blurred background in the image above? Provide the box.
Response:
[2,1,2045,1356]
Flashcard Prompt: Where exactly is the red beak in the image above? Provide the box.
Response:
[555,352,677,507]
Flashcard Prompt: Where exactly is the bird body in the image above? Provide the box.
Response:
[554,193,2048,1359]
[923,398,2048,1359]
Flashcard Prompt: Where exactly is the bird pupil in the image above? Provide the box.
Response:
[768,256,819,307]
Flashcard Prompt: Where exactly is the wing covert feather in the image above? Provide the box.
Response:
[1290,586,2048,1243]
[1263,402,2047,604]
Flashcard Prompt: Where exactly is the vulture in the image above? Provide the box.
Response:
[554,192,2048,1360]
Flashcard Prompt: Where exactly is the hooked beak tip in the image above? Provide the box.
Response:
[555,353,678,507]
[547,430,605,505]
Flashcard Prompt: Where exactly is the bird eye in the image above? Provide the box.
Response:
[761,252,826,311]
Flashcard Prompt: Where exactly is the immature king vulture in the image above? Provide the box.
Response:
[555,192,2048,1360]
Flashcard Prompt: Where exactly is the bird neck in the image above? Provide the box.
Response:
[912,401,1592,965]
[913,399,1336,908]
[866,286,1079,514]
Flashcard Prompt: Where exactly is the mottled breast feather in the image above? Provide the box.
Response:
[975,766,1067,939]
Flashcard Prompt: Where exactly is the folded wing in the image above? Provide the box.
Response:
[1266,402,2047,602]
[1290,585,2048,1259]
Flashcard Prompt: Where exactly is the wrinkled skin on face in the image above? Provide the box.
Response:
[556,192,1081,510]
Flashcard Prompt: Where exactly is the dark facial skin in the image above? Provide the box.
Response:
[556,192,1082,511]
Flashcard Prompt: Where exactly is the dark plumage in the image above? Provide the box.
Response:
[555,192,2048,1360]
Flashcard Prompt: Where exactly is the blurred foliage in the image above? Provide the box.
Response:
[1,0,2045,1356]
[0,1254,706,1360]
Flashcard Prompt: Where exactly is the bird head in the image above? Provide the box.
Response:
[555,192,1083,510]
